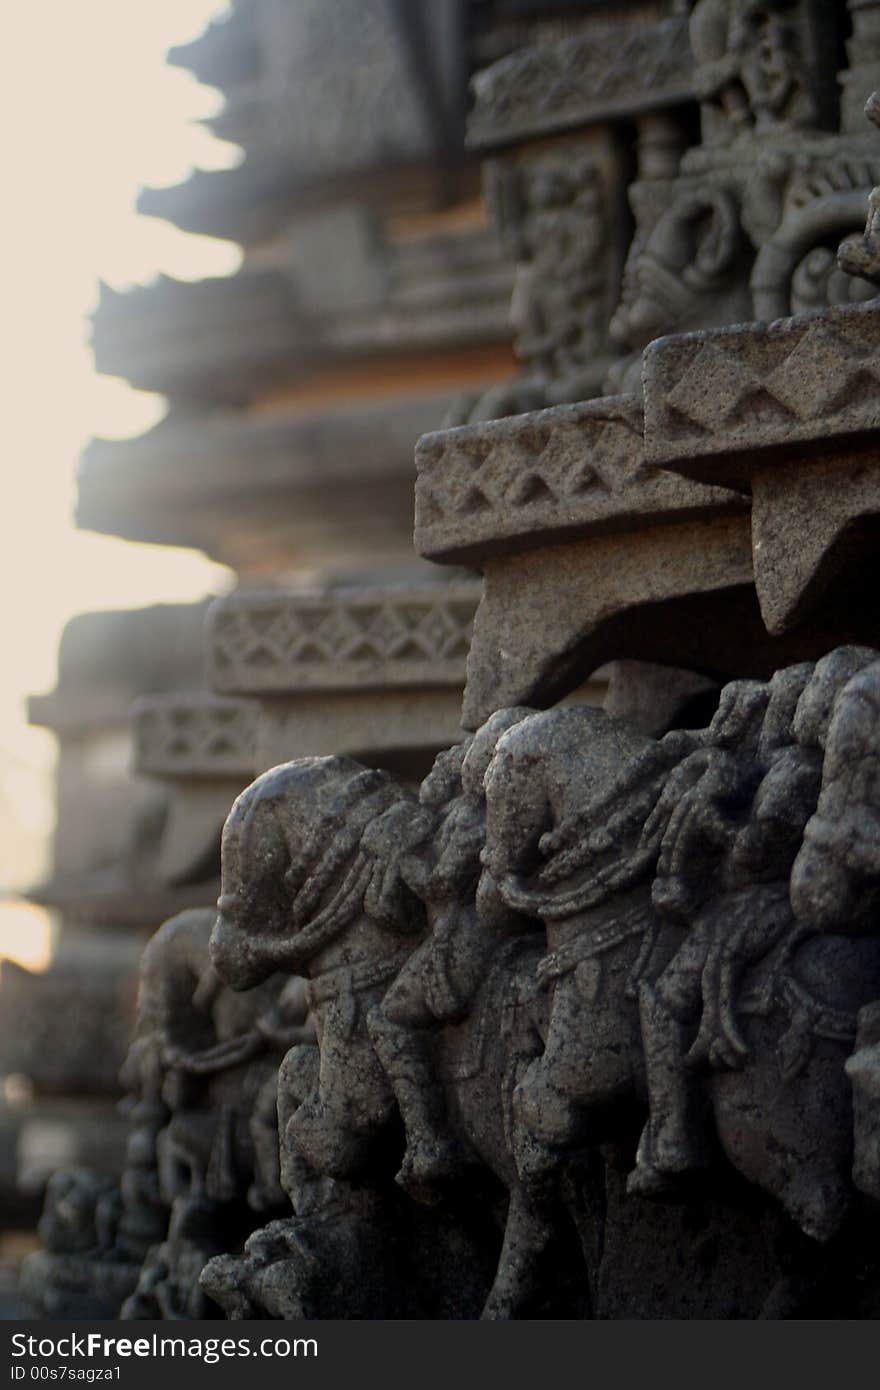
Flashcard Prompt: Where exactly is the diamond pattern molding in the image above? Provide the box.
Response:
[132,694,259,777]
[415,395,742,563]
[644,300,880,479]
[206,582,482,694]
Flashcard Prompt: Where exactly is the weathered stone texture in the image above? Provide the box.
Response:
[415,396,744,563]
[643,300,880,478]
[29,0,880,1325]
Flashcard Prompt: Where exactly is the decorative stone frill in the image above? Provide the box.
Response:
[132,694,258,781]
[205,581,483,774]
[644,298,880,635]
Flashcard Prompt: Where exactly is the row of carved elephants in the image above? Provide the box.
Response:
[25,642,880,1317]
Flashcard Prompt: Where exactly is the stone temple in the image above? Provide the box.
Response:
[11,0,880,1317]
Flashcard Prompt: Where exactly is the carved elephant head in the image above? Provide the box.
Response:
[211,757,409,989]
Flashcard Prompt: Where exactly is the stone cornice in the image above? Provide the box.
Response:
[28,604,209,734]
[136,160,299,245]
[76,392,458,562]
[91,272,308,404]
[643,298,880,636]
[643,300,880,483]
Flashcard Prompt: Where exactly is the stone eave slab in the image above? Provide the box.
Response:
[206,581,482,696]
[79,391,452,511]
[414,395,745,565]
[137,161,303,245]
[643,300,880,486]
[167,2,257,89]
[643,300,880,634]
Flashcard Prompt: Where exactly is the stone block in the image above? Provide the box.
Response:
[643,300,880,482]
[644,300,880,635]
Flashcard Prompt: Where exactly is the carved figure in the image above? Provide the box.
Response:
[455,153,610,421]
[116,907,312,1318]
[207,749,594,1318]
[690,0,817,140]
[838,92,880,286]
[789,656,880,1207]
[607,184,749,392]
[49,646,880,1320]
[366,708,534,1202]
[481,652,880,1245]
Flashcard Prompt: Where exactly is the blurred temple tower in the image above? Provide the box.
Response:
[1,0,533,1204]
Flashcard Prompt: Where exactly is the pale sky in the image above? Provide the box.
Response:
[1,1,243,958]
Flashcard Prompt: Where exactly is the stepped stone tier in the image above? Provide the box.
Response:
[23,0,880,1322]
[25,605,216,932]
[77,391,478,574]
[130,581,500,893]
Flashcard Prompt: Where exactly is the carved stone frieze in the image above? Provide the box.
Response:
[839,0,880,133]
[131,695,261,889]
[31,0,880,1326]
[644,299,880,472]
[203,582,482,779]
[461,136,625,415]
[467,15,694,150]
[689,0,838,145]
[42,647,880,1318]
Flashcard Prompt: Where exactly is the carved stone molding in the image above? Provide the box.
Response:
[644,300,880,476]
[644,299,880,636]
[206,582,482,696]
[415,396,743,564]
[467,15,694,151]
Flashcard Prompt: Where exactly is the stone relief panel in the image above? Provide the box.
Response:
[606,3,880,389]
[689,0,837,144]
[30,647,880,1317]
